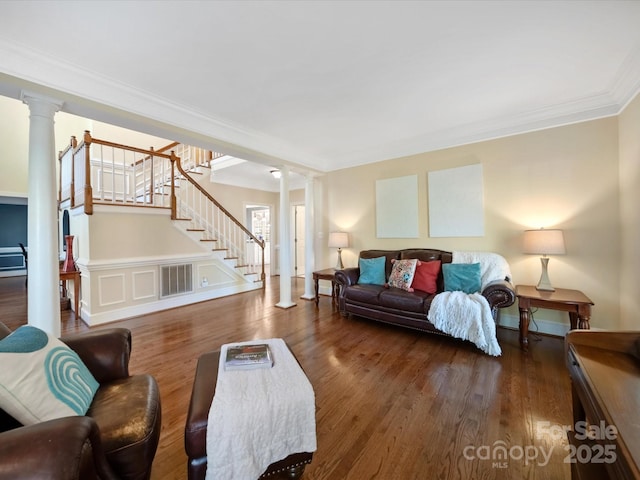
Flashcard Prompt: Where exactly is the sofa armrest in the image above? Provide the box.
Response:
[0,417,118,480]
[334,268,359,288]
[61,328,131,383]
[482,280,516,314]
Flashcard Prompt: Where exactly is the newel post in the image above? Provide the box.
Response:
[83,130,93,215]
[170,151,177,219]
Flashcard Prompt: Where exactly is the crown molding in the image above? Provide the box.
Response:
[340,89,627,168]
[0,38,325,171]
[2,37,639,173]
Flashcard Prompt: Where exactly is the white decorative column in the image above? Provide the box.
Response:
[301,174,316,300]
[276,165,296,309]
[21,91,63,336]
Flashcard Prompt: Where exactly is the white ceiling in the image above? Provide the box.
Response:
[1,0,640,184]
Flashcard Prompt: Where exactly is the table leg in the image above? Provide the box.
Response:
[569,312,578,330]
[578,315,590,329]
[73,276,80,320]
[314,276,319,307]
[519,307,530,352]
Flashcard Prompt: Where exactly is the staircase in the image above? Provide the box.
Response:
[57,132,265,325]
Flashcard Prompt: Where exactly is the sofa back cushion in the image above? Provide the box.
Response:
[358,250,401,281]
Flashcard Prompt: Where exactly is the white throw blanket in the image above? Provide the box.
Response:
[206,338,317,480]
[428,291,502,356]
[452,251,512,289]
[425,251,511,356]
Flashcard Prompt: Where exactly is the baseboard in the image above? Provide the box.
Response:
[499,312,569,338]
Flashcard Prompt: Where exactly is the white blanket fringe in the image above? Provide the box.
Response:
[205,338,317,480]
[428,291,502,356]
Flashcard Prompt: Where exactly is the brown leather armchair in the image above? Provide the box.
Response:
[0,323,161,480]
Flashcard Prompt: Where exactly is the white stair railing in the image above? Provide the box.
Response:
[58,132,265,284]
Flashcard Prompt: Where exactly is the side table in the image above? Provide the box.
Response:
[516,284,593,352]
[60,270,81,320]
[312,268,338,307]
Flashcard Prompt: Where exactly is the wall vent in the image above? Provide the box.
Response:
[160,264,193,298]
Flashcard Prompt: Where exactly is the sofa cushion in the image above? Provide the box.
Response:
[358,256,386,285]
[387,259,418,291]
[343,284,384,306]
[378,288,431,313]
[0,325,99,425]
[411,260,441,294]
[443,263,482,294]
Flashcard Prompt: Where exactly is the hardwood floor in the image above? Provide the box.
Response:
[0,275,573,479]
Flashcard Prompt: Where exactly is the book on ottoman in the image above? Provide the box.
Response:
[224,343,273,371]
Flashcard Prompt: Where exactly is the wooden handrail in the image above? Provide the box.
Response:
[131,141,180,167]
[58,131,264,284]
[172,153,265,249]
[156,141,180,153]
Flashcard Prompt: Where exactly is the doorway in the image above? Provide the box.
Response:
[245,204,272,273]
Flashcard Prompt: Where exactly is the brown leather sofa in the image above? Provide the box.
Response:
[335,249,515,336]
[0,322,161,480]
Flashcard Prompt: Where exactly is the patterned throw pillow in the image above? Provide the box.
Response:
[387,258,418,292]
[0,325,99,425]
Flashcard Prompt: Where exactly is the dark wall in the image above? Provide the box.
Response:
[0,204,27,247]
[0,203,28,272]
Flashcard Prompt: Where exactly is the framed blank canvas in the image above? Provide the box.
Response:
[428,164,484,237]
[376,175,419,238]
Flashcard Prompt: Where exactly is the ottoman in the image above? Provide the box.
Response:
[184,349,314,479]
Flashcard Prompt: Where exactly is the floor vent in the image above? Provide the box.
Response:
[161,263,193,297]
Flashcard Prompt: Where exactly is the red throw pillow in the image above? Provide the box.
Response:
[410,260,441,294]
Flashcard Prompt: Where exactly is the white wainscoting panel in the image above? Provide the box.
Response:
[98,273,126,307]
[132,269,157,301]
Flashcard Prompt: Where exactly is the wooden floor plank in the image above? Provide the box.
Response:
[0,275,572,479]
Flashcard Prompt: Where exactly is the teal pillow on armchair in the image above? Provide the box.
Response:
[443,263,482,294]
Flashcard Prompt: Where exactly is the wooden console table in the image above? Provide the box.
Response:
[516,285,593,351]
[566,330,640,479]
[60,270,81,320]
[312,268,338,307]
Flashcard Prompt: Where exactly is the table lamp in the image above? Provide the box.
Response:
[328,232,349,269]
[523,228,565,291]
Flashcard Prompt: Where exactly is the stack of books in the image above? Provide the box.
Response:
[224,343,273,371]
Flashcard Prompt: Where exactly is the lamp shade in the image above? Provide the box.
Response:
[523,229,566,255]
[328,231,349,249]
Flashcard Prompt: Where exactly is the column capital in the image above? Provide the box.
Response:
[20,90,63,117]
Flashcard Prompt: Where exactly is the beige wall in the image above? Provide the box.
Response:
[618,93,640,328]
[325,118,623,330]
[3,92,638,331]
[0,96,171,197]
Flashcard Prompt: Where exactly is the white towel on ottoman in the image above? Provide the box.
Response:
[205,338,317,480]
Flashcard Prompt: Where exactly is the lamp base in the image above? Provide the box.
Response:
[335,249,344,270]
[536,257,556,292]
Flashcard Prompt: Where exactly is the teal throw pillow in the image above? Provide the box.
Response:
[443,263,482,294]
[0,325,99,425]
[358,256,386,285]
